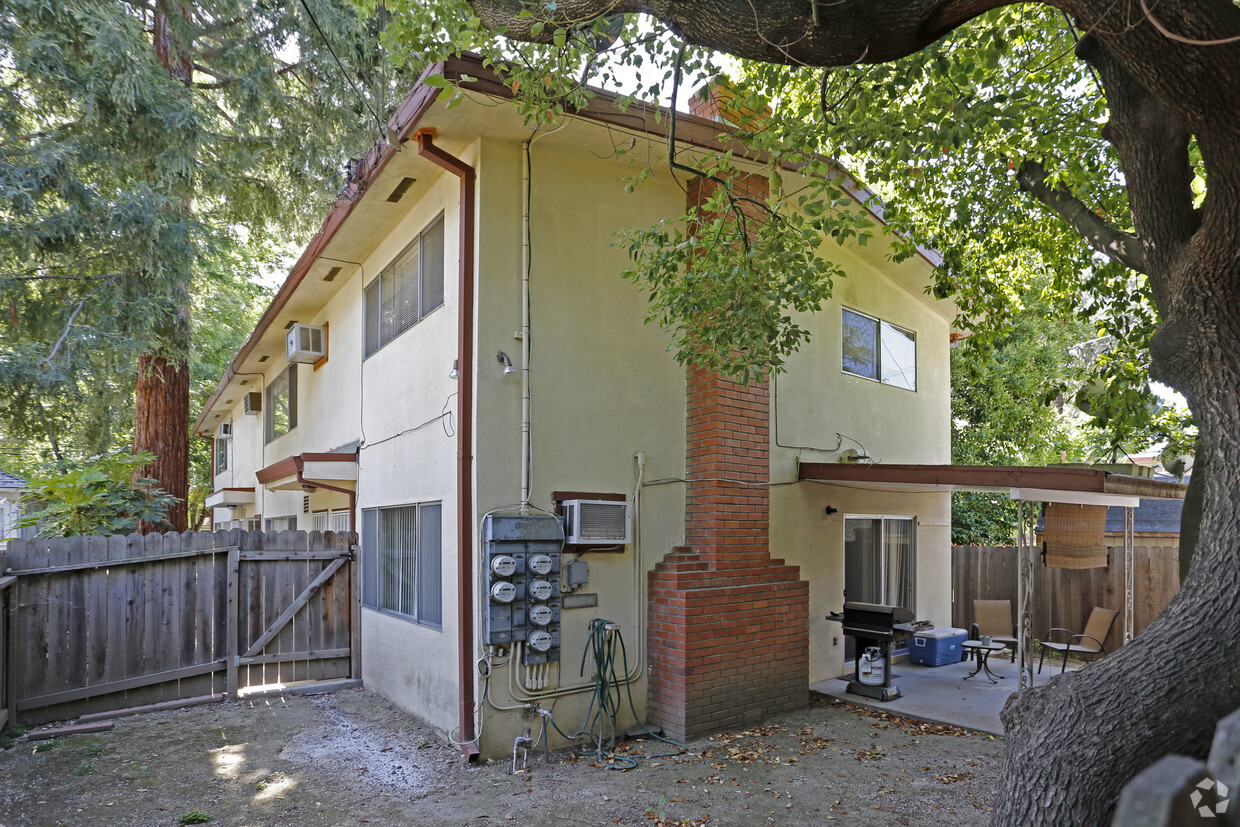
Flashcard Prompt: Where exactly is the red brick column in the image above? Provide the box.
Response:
[647,366,809,741]
[645,118,809,741]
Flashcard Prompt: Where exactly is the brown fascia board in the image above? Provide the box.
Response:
[195,52,934,432]
[255,452,358,486]
[797,463,1187,500]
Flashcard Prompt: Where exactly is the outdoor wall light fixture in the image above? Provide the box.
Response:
[497,351,516,375]
[824,506,839,516]
[449,359,459,380]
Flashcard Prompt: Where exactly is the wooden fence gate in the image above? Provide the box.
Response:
[2,529,357,726]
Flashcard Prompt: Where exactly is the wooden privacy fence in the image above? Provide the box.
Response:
[951,544,1180,655]
[2,529,357,726]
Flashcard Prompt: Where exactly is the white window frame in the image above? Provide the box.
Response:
[361,501,443,628]
[841,307,917,391]
[264,364,298,443]
[843,514,917,609]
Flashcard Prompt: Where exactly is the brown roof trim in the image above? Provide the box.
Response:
[255,452,358,486]
[195,52,938,432]
[255,455,299,486]
[193,61,452,434]
[797,463,1187,501]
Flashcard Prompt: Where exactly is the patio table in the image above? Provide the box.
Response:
[961,640,1008,684]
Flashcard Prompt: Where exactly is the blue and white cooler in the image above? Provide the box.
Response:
[908,627,968,666]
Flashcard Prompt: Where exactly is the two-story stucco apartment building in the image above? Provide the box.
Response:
[194,53,956,759]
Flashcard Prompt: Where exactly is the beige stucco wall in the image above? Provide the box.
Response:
[203,89,957,757]
[352,153,467,731]
[470,131,689,757]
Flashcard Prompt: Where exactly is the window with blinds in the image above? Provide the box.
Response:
[364,214,445,357]
[360,502,442,627]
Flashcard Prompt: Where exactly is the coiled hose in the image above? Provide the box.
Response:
[546,618,682,769]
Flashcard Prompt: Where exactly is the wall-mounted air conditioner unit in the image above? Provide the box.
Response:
[286,322,326,364]
[562,499,631,545]
[243,392,262,416]
[217,422,233,440]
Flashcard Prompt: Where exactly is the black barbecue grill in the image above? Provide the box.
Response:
[826,602,930,701]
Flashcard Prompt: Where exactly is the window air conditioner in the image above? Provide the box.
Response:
[217,422,233,440]
[243,392,262,416]
[286,323,326,363]
[562,499,631,545]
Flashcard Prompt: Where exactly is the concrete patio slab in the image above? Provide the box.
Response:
[810,654,1076,736]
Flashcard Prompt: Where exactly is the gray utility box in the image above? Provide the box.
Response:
[482,514,563,666]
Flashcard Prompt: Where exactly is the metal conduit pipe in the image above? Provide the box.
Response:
[416,128,479,759]
[500,451,647,705]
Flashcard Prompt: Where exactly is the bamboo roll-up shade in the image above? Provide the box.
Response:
[1043,502,1109,569]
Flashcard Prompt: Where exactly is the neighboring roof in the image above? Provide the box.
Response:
[193,52,945,436]
[797,463,1187,507]
[0,470,25,489]
[1103,497,1183,534]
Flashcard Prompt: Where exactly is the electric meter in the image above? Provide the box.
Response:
[528,554,553,575]
[528,579,553,601]
[528,630,553,652]
[528,604,554,626]
[490,555,517,577]
[490,581,517,603]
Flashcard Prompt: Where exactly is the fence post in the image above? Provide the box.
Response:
[349,533,361,681]
[226,543,240,698]
[0,550,9,728]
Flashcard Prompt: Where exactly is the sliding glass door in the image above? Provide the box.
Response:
[843,516,915,660]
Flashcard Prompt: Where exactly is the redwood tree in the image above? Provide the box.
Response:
[381,0,1240,821]
[0,1,398,525]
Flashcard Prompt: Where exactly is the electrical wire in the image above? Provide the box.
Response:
[297,0,389,139]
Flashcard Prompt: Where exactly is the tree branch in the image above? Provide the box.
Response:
[38,296,88,367]
[1075,33,1198,305]
[1014,159,1147,273]
[470,0,1015,65]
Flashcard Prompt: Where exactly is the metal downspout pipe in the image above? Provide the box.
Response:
[291,456,357,534]
[416,129,479,759]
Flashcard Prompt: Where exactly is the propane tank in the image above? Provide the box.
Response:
[858,646,886,686]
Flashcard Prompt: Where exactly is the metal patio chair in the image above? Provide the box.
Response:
[1038,606,1120,674]
[971,599,1018,663]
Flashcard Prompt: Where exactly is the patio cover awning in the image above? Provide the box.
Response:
[797,462,1187,688]
[256,452,358,492]
[796,462,1186,507]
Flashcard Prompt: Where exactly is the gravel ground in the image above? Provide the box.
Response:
[0,688,1001,826]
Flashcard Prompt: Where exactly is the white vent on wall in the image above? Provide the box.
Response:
[286,323,326,363]
[562,499,631,545]
[217,422,233,440]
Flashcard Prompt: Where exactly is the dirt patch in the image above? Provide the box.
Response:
[0,689,1001,826]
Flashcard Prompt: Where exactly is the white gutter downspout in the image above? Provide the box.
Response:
[521,139,532,509]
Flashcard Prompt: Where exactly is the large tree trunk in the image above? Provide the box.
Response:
[133,352,190,531]
[131,0,193,533]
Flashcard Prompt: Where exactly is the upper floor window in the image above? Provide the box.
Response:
[215,435,229,473]
[264,364,297,443]
[842,308,917,391]
[364,214,445,357]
